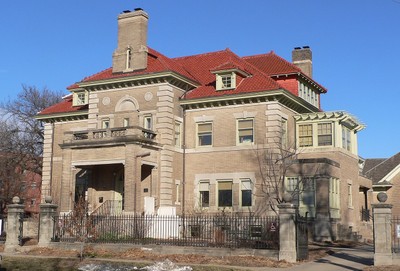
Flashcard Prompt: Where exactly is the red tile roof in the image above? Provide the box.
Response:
[38,95,87,116]
[243,51,327,93]
[67,48,197,90]
[173,49,281,99]
[41,47,327,116]
[243,51,301,76]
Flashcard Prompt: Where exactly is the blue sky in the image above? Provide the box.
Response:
[0,0,399,158]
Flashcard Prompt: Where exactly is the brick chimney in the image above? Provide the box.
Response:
[292,46,312,78]
[112,8,149,73]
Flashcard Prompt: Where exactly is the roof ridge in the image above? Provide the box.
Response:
[172,48,232,60]
[242,50,275,59]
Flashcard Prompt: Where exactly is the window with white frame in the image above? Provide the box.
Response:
[342,127,352,151]
[73,91,88,106]
[143,115,153,130]
[199,181,210,208]
[241,179,252,207]
[218,180,233,207]
[197,122,212,146]
[174,121,181,147]
[299,124,313,147]
[175,180,181,204]
[300,177,315,206]
[216,73,236,90]
[347,183,353,207]
[285,177,315,216]
[318,123,333,146]
[238,119,254,144]
[299,82,319,107]
[329,178,340,218]
[281,118,288,148]
[285,177,299,193]
[123,118,129,127]
[102,118,110,129]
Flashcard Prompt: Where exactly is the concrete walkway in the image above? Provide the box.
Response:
[283,245,374,271]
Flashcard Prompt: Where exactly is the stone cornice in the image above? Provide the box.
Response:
[74,72,199,93]
[35,110,89,123]
[180,89,319,113]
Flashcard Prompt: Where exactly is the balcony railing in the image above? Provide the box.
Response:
[62,126,157,147]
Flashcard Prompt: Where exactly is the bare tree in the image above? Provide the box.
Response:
[0,85,64,213]
[253,126,313,216]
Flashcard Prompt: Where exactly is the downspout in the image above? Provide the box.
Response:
[182,106,187,215]
[49,121,55,198]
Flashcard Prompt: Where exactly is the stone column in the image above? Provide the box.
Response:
[4,197,25,252]
[278,203,297,263]
[38,196,58,246]
[373,192,393,266]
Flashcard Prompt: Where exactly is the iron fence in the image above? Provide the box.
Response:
[392,216,400,253]
[52,213,279,249]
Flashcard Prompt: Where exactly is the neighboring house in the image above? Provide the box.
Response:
[363,152,400,217]
[36,8,372,241]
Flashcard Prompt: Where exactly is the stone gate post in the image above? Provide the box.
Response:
[4,196,25,252]
[373,192,393,266]
[38,196,58,246]
[278,202,297,263]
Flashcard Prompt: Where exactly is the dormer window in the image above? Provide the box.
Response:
[73,91,88,106]
[216,72,236,90]
[222,74,232,88]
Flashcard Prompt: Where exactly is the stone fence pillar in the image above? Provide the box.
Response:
[4,196,25,252]
[373,192,393,266]
[278,202,297,263]
[38,196,58,246]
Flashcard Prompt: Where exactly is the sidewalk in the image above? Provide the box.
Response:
[283,245,374,271]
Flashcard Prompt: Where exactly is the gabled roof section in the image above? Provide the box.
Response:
[243,51,301,76]
[243,51,327,93]
[67,48,198,90]
[364,152,400,184]
[36,95,88,121]
[210,60,251,76]
[173,49,282,100]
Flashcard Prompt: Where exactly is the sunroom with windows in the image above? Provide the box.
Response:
[294,111,365,155]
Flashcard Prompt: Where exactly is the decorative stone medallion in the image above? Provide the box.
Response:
[144,92,153,102]
[102,97,111,106]
[377,192,388,203]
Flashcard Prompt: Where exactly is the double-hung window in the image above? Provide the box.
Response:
[281,119,288,148]
[238,119,254,144]
[199,181,210,208]
[329,178,340,218]
[218,181,233,207]
[174,121,181,147]
[342,127,352,151]
[299,124,313,147]
[123,118,129,127]
[285,177,315,217]
[241,179,252,207]
[102,118,110,129]
[143,115,153,130]
[197,122,212,146]
[318,123,332,146]
[348,183,353,207]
